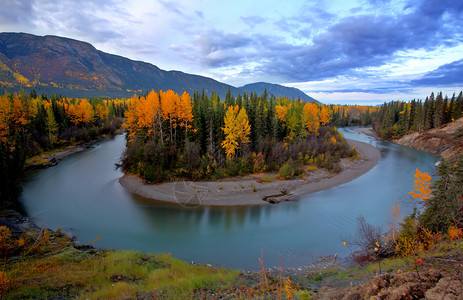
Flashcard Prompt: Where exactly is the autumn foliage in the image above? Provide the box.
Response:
[0,91,125,206]
[408,168,432,202]
[122,89,359,183]
[221,105,251,158]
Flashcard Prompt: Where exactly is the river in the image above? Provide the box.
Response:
[19,127,439,270]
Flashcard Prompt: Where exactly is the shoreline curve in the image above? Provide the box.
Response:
[119,138,380,206]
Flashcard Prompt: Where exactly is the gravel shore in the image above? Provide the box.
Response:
[119,139,380,206]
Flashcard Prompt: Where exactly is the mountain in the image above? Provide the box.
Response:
[240,82,316,103]
[0,32,315,101]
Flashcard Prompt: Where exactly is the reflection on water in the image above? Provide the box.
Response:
[20,128,439,270]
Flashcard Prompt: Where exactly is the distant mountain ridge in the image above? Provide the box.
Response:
[0,32,315,101]
[241,82,316,102]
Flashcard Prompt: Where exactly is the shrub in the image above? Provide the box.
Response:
[279,158,297,179]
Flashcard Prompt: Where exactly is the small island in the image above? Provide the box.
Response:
[118,89,380,205]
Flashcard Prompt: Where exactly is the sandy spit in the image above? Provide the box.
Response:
[119,139,380,206]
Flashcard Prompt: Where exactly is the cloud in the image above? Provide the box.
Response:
[412,59,463,86]
[159,0,185,16]
[240,16,266,27]
[2,0,462,99]
[30,0,126,43]
[184,0,463,87]
[0,0,35,28]
[192,30,253,67]
[195,11,204,18]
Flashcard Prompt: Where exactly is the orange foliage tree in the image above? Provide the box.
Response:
[66,99,95,126]
[137,90,160,137]
[178,91,194,135]
[160,90,179,142]
[275,104,288,122]
[409,168,432,202]
[319,105,332,126]
[302,102,319,135]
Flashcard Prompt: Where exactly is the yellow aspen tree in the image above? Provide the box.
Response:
[302,102,319,135]
[77,99,95,124]
[236,106,251,144]
[222,105,239,158]
[136,90,160,137]
[221,105,251,158]
[178,91,194,135]
[123,94,140,140]
[66,99,94,125]
[147,90,163,142]
[94,103,109,120]
[319,105,332,126]
[275,104,288,122]
[11,94,30,130]
[160,90,179,142]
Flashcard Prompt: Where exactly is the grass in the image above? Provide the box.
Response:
[260,175,274,183]
[2,225,239,299]
[299,256,410,288]
[6,248,239,299]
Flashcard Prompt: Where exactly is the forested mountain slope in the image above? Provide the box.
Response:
[0,32,315,101]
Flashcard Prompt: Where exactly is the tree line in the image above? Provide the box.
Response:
[373,91,463,139]
[121,89,374,183]
[0,91,126,207]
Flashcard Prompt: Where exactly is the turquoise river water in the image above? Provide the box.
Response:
[20,127,439,270]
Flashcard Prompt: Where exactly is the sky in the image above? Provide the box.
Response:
[1,0,463,105]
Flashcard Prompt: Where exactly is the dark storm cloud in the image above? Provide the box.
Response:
[412,59,463,86]
[194,0,463,86]
[267,0,463,82]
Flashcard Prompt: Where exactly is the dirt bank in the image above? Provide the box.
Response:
[393,117,463,161]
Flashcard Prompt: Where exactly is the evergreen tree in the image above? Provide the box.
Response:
[423,95,433,130]
[452,91,463,120]
[409,99,416,131]
[433,92,444,128]
[419,156,463,232]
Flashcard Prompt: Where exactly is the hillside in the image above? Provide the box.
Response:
[241,82,316,103]
[0,32,315,101]
[394,117,463,161]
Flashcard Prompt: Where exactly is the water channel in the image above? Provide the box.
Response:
[20,127,439,270]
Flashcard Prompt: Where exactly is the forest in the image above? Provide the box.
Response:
[0,88,379,205]
[0,91,126,206]
[373,91,463,139]
[121,89,378,183]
